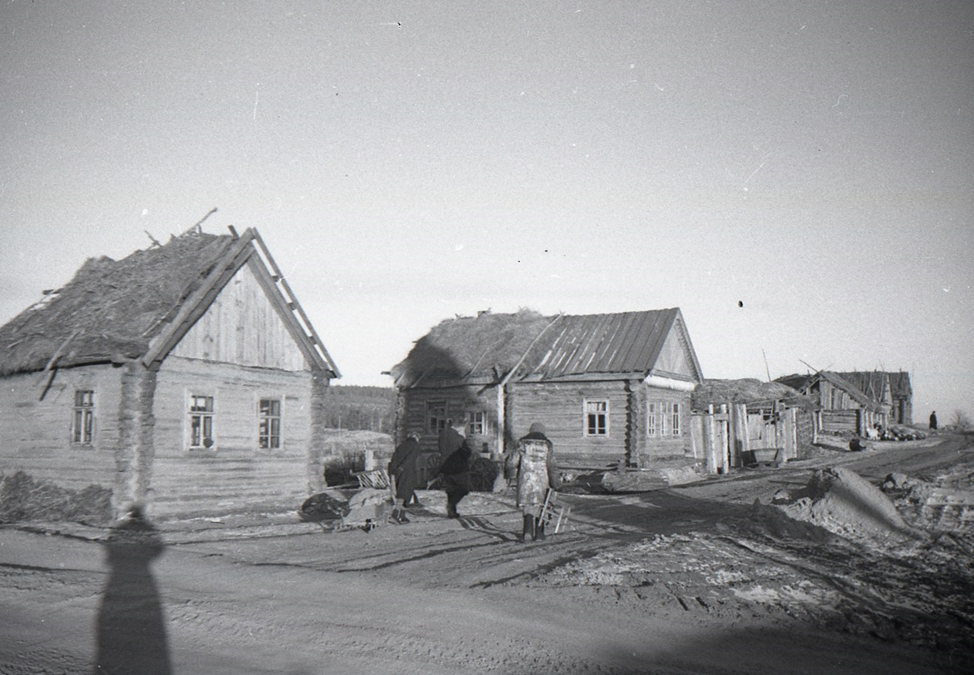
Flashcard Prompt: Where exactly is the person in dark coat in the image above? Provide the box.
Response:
[507,422,559,542]
[388,432,423,523]
[437,422,472,518]
[929,411,938,431]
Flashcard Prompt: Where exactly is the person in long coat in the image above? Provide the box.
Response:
[929,411,938,431]
[388,433,423,522]
[437,422,472,518]
[506,422,559,542]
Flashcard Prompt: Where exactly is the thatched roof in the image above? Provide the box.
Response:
[691,378,811,411]
[390,307,702,388]
[0,231,237,375]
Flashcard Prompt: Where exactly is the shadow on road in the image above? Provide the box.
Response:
[94,506,171,675]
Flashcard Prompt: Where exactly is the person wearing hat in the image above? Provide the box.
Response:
[507,422,559,542]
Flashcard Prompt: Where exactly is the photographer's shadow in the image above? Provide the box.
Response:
[93,505,171,675]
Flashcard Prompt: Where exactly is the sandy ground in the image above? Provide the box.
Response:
[1,434,972,674]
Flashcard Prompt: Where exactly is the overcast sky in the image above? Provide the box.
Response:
[2,1,972,422]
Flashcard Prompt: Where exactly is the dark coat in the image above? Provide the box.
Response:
[389,437,423,501]
[437,426,466,461]
[439,438,472,496]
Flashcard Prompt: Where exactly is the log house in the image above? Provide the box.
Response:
[387,308,704,470]
[0,227,339,518]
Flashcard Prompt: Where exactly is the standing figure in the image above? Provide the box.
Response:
[929,411,938,431]
[507,422,559,542]
[388,432,423,523]
[437,421,472,518]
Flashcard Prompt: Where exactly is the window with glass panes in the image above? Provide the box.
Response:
[189,395,215,449]
[585,400,608,436]
[72,390,94,445]
[259,398,281,449]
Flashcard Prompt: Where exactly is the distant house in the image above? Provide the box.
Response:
[0,227,340,518]
[387,308,704,470]
[776,371,890,436]
[835,371,913,425]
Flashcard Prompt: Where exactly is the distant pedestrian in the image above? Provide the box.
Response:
[388,433,423,523]
[929,411,938,431]
[507,422,559,542]
[437,422,472,518]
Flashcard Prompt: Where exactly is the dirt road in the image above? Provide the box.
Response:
[1,435,971,674]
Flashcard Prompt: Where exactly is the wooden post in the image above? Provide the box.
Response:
[719,404,730,474]
[704,404,717,474]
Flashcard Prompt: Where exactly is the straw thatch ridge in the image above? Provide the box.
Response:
[390,309,554,387]
[0,231,235,376]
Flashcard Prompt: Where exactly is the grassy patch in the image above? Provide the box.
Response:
[0,471,112,526]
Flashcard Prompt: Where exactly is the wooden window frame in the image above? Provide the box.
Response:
[427,400,448,433]
[188,394,216,450]
[468,410,488,436]
[72,389,94,446]
[258,397,282,450]
[671,402,681,436]
[647,401,657,437]
[584,399,609,436]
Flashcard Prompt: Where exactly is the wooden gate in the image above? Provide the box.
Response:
[691,403,801,475]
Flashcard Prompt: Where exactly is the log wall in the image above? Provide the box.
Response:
[397,386,497,453]
[0,366,122,491]
[629,383,692,466]
[508,381,629,469]
[146,356,318,518]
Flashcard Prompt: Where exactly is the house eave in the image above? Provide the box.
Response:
[644,373,698,392]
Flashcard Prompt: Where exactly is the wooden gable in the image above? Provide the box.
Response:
[142,229,339,377]
[647,315,702,384]
[169,258,311,371]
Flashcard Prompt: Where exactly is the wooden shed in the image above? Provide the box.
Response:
[0,227,340,518]
[776,371,890,436]
[387,308,704,470]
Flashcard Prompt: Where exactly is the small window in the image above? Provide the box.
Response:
[427,400,448,432]
[648,402,657,437]
[189,395,215,449]
[658,402,668,436]
[72,390,94,445]
[259,399,282,449]
[585,400,608,436]
[671,402,681,436]
[469,411,488,436]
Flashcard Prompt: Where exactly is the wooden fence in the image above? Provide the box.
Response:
[690,403,808,474]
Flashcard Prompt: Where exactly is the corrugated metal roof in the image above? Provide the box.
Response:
[532,309,680,378]
[391,307,703,387]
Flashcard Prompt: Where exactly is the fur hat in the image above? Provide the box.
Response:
[529,422,546,435]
